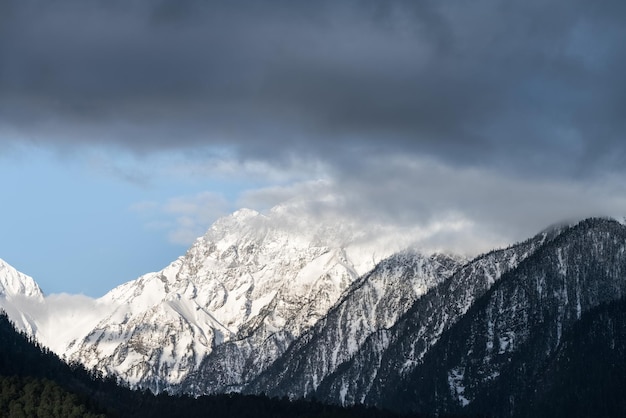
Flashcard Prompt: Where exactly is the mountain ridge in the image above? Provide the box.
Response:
[376,217,626,415]
[1,214,625,417]
[309,223,561,406]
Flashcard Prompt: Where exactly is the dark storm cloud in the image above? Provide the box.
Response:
[1,0,625,178]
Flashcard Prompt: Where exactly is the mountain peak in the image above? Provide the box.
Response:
[231,208,261,220]
[49,205,401,391]
[0,258,44,301]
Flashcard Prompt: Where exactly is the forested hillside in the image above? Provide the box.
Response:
[0,311,415,418]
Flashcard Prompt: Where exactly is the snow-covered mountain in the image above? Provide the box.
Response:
[7,206,407,392]
[4,213,626,416]
[239,250,463,398]
[0,259,44,301]
[0,258,45,336]
[0,204,465,396]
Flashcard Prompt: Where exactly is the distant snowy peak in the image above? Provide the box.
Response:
[0,258,44,301]
[0,258,46,339]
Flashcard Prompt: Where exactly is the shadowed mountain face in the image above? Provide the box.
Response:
[375,218,626,416]
[309,224,558,405]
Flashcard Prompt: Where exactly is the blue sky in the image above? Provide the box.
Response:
[0,146,225,295]
[0,142,318,296]
[2,0,626,296]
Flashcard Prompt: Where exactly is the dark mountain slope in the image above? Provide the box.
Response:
[314,224,559,405]
[519,297,626,417]
[385,218,626,416]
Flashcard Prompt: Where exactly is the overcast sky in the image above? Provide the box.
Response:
[1,0,626,296]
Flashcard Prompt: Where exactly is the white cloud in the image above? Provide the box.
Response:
[127,150,626,258]
[3,293,111,354]
[235,154,626,257]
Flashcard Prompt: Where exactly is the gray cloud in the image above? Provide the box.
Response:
[239,156,626,255]
[2,0,625,177]
[2,0,626,253]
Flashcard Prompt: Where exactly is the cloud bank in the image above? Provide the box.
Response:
[2,0,626,253]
